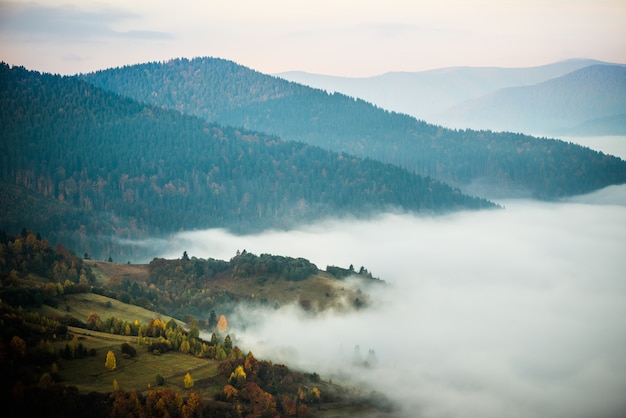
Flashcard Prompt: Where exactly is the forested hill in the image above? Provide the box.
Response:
[82,57,626,200]
[0,63,494,261]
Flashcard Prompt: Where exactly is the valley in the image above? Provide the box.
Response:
[1,53,625,418]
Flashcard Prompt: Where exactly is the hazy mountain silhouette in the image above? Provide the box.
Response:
[436,64,626,135]
[275,59,610,122]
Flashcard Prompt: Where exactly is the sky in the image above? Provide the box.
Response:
[1,0,625,76]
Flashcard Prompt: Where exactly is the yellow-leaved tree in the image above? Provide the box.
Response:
[184,372,194,389]
[229,365,247,389]
[105,350,116,371]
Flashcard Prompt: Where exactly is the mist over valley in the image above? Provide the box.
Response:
[159,185,626,418]
[3,1,626,415]
[2,53,625,417]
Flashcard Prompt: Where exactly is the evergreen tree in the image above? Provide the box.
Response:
[208,310,218,330]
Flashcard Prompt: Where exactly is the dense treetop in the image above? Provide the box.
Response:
[0,63,493,260]
[82,56,626,199]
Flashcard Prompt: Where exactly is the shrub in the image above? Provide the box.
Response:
[120,342,136,357]
[155,374,165,386]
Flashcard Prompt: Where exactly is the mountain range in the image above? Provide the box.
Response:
[2,57,626,260]
[82,57,626,199]
[276,59,626,136]
[0,62,492,261]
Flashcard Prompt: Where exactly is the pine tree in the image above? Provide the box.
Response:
[208,310,218,330]
[223,334,233,353]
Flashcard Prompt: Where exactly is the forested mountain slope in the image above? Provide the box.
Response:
[82,57,626,200]
[437,65,626,135]
[0,63,493,260]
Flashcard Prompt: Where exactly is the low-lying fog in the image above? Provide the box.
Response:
[156,181,626,418]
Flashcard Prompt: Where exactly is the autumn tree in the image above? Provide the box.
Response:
[9,335,27,359]
[217,314,228,332]
[39,372,53,389]
[87,311,102,330]
[223,384,239,401]
[182,391,203,418]
[308,387,321,409]
[105,350,117,371]
[240,382,278,417]
[244,351,260,381]
[229,365,247,389]
[280,394,297,416]
[147,318,166,338]
[184,372,194,389]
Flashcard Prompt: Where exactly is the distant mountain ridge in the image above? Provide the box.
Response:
[275,59,612,124]
[82,57,626,201]
[434,64,626,135]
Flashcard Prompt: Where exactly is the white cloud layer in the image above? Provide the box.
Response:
[162,185,626,418]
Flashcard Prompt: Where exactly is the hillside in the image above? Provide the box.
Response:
[82,57,626,200]
[84,253,380,319]
[0,63,493,261]
[437,64,626,135]
[0,231,394,417]
[276,58,607,122]
[0,228,380,324]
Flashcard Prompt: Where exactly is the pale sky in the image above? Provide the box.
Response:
[1,0,625,76]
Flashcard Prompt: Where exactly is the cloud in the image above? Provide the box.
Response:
[165,185,626,418]
[0,2,172,42]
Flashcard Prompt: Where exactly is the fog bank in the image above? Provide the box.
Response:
[160,185,626,418]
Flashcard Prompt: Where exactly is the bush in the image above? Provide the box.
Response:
[120,342,137,357]
[148,340,171,354]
